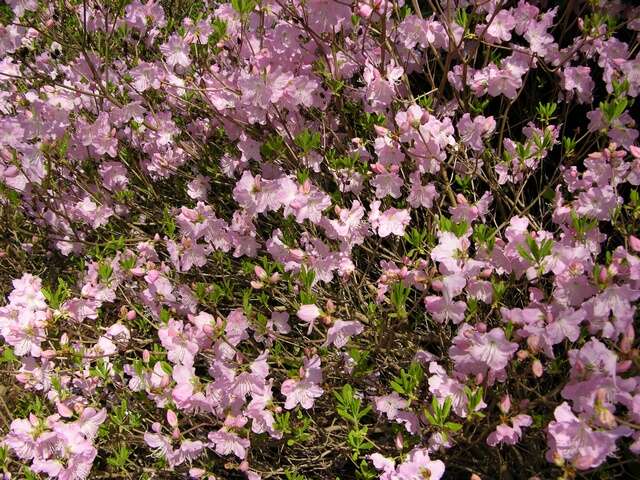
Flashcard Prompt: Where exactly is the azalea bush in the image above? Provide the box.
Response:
[1,0,640,479]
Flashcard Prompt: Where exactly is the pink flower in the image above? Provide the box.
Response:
[371,170,404,199]
[457,114,496,152]
[482,9,516,43]
[208,429,250,460]
[468,327,518,372]
[281,355,324,410]
[324,320,364,348]
[160,34,191,69]
[546,402,630,470]
[374,392,408,420]
[430,231,470,273]
[186,175,210,201]
[561,66,594,104]
[99,161,129,192]
[8,0,37,17]
[78,112,118,158]
[486,65,522,99]
[297,304,321,334]
[288,180,331,224]
[4,416,38,460]
[487,414,532,446]
[424,275,467,324]
[371,448,445,480]
[130,61,164,91]
[322,201,368,248]
[428,362,486,418]
[158,319,199,366]
[267,311,290,335]
[407,172,438,209]
[449,325,518,383]
[369,201,411,237]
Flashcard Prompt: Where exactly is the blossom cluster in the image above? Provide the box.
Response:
[0,0,639,479]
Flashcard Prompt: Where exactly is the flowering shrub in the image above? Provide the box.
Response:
[1,0,640,479]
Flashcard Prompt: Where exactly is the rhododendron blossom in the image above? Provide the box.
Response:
[1,1,640,479]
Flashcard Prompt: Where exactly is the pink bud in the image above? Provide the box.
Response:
[143,349,151,363]
[126,310,137,321]
[167,409,178,427]
[41,349,56,359]
[373,125,388,136]
[630,235,640,252]
[395,431,404,450]
[517,350,529,360]
[189,468,206,479]
[57,402,73,418]
[597,407,617,429]
[621,324,635,353]
[498,394,511,414]
[616,360,632,373]
[239,461,250,472]
[130,267,146,276]
[527,335,541,352]
[325,299,336,314]
[370,162,386,174]
[297,304,321,323]
[358,3,373,17]
[598,266,608,283]
[532,359,544,377]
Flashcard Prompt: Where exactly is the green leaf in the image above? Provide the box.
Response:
[445,421,463,432]
[0,347,18,364]
[231,0,256,16]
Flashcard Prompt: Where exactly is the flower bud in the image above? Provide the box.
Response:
[532,359,544,377]
[499,394,511,414]
[395,432,404,450]
[616,360,632,373]
[189,468,206,479]
[167,409,178,428]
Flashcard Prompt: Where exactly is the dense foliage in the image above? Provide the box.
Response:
[1,0,640,479]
